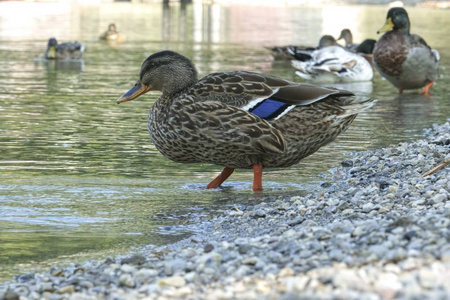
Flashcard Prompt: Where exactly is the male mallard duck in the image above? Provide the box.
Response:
[99,23,126,42]
[117,51,375,191]
[291,46,373,83]
[44,37,84,60]
[267,35,337,61]
[338,29,377,55]
[373,7,439,95]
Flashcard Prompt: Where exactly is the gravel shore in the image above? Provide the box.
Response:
[1,121,449,300]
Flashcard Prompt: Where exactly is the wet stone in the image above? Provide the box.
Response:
[121,255,146,266]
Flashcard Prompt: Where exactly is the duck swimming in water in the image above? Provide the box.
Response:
[44,37,84,60]
[99,23,126,42]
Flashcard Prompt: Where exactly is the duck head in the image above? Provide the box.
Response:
[338,29,353,45]
[377,7,410,34]
[318,35,337,48]
[117,51,198,104]
[47,37,58,59]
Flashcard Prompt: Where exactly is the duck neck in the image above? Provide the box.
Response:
[160,65,198,96]
[395,18,410,35]
[155,86,193,113]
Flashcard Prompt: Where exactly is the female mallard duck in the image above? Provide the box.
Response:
[99,23,126,42]
[373,7,439,95]
[44,37,85,60]
[117,51,375,191]
[291,46,373,83]
[267,35,337,61]
[338,29,377,54]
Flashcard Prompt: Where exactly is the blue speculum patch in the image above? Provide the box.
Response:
[249,99,289,120]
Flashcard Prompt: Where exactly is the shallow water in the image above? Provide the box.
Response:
[0,2,449,281]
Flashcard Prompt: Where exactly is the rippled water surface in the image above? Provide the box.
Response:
[0,2,449,280]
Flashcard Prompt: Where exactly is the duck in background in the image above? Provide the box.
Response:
[99,23,126,42]
[267,35,337,60]
[116,50,375,191]
[291,45,373,83]
[336,29,377,68]
[44,38,85,60]
[373,7,439,95]
[337,29,377,55]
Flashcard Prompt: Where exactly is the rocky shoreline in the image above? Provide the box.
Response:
[1,121,449,300]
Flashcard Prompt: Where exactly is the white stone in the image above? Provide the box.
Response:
[158,276,186,288]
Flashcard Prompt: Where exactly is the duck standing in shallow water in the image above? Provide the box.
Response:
[44,37,84,60]
[373,7,439,95]
[117,51,375,191]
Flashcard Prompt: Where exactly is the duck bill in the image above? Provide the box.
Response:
[116,82,151,104]
[48,46,56,59]
[377,17,394,34]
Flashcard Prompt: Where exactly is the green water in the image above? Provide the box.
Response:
[0,2,449,281]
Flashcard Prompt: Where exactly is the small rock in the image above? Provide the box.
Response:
[238,244,252,255]
[119,274,135,288]
[158,276,186,287]
[278,267,294,277]
[3,290,20,300]
[254,209,266,218]
[121,255,145,265]
[242,256,259,265]
[56,285,75,294]
[204,243,214,253]
[287,217,304,226]
[134,269,158,284]
[120,264,136,274]
[16,273,35,283]
[431,193,447,204]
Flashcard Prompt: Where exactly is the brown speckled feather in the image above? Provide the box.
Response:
[373,31,408,78]
[146,70,369,169]
[118,50,375,176]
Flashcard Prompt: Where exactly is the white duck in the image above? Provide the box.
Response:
[291,46,373,83]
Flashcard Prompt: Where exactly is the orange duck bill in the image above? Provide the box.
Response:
[117,82,151,104]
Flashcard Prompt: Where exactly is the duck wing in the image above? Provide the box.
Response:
[291,46,373,82]
[410,34,440,61]
[171,95,287,155]
[191,71,352,108]
[172,71,353,155]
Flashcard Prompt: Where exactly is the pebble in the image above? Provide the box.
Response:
[1,121,449,299]
[158,276,186,287]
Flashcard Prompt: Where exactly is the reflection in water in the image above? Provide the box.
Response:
[0,2,449,281]
[35,59,85,72]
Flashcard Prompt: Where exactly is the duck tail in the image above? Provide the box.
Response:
[431,49,440,62]
[338,98,377,118]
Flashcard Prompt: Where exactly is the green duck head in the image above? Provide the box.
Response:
[117,51,198,104]
[377,7,410,34]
